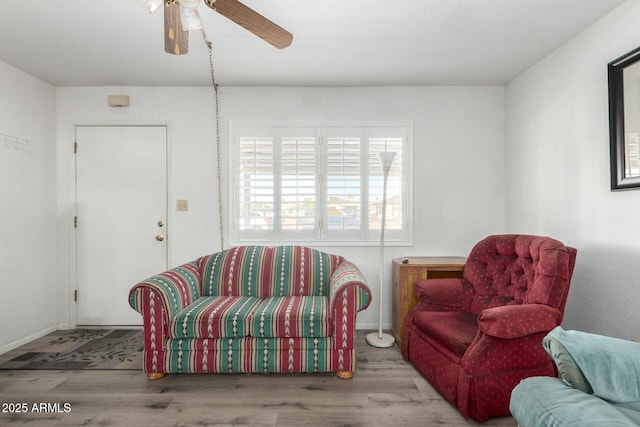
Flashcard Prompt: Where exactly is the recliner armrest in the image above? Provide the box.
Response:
[478,304,562,339]
[415,278,465,310]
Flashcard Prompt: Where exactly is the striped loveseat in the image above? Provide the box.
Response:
[129,245,371,379]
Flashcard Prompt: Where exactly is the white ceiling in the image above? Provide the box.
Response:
[0,0,626,87]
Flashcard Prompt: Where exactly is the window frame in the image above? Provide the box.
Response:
[229,120,413,247]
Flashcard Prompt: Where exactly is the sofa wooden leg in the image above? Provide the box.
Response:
[146,372,166,380]
[336,371,354,380]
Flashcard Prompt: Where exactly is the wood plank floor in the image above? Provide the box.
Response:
[0,331,517,426]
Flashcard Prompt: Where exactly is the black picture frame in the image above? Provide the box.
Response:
[608,46,640,190]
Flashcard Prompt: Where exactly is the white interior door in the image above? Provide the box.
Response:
[75,125,167,326]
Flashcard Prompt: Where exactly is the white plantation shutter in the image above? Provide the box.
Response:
[237,135,274,233]
[232,122,410,244]
[280,134,316,236]
[326,129,363,240]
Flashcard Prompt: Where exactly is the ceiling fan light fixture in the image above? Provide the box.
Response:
[137,0,163,13]
[180,5,204,31]
[178,0,201,8]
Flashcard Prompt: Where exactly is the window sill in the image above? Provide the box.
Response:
[228,239,413,248]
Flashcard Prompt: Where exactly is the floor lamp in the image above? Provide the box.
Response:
[366,151,396,348]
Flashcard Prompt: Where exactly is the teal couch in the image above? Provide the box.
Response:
[510,327,640,426]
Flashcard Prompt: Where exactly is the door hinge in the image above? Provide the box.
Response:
[74,142,77,154]
[74,290,78,302]
[74,216,77,228]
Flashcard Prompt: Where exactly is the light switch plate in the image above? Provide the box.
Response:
[176,199,189,211]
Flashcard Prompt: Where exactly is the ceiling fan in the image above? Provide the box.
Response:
[141,0,293,55]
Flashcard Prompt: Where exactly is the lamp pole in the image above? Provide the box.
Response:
[366,152,396,348]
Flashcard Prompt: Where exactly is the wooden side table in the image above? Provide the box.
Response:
[392,256,466,346]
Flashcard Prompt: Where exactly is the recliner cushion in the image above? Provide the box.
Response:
[170,296,261,339]
[413,311,478,358]
[252,296,330,338]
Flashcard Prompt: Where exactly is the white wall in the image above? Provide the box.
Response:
[57,85,505,329]
[505,0,640,340]
[0,62,58,352]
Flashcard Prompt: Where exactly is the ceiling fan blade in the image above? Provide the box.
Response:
[164,2,189,55]
[205,0,293,49]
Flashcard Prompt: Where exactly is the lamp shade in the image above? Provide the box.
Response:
[378,151,396,170]
[179,0,201,7]
[180,6,204,31]
[138,0,163,14]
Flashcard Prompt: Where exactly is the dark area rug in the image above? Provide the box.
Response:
[0,329,142,370]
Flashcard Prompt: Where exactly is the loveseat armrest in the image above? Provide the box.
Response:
[329,261,372,347]
[129,262,202,351]
[129,261,201,318]
[478,304,562,339]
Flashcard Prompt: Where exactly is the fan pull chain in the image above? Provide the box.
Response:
[201,29,225,251]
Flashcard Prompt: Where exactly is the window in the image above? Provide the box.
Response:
[232,122,411,245]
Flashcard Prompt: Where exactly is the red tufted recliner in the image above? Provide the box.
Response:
[401,235,577,422]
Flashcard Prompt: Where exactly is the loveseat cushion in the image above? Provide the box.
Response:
[198,246,342,298]
[252,296,330,338]
[170,296,261,339]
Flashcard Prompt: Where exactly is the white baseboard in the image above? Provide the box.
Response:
[0,325,58,355]
[76,325,142,330]
[356,322,392,330]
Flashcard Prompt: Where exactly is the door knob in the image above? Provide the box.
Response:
[157,220,165,227]
[155,234,165,241]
